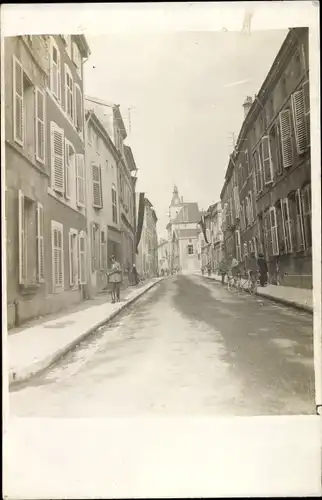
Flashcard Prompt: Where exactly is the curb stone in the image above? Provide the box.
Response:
[196,273,313,314]
[9,278,163,388]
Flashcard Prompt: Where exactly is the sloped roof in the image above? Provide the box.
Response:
[124,145,137,172]
[174,203,200,223]
[178,229,198,239]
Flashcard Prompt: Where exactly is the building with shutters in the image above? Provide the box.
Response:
[220,27,311,288]
[136,197,158,278]
[5,35,90,329]
[166,186,201,273]
[85,97,137,289]
[158,238,170,273]
[84,106,122,297]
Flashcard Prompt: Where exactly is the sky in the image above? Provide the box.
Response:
[84,29,288,238]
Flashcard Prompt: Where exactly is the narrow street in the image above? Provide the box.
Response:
[10,275,315,417]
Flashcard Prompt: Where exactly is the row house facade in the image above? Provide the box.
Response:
[85,106,122,298]
[221,27,311,289]
[5,34,90,329]
[136,197,158,278]
[158,238,170,272]
[84,97,138,289]
[198,202,224,272]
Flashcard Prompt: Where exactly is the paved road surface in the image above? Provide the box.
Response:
[10,275,315,417]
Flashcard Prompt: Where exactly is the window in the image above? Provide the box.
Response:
[238,163,243,188]
[51,220,64,290]
[248,191,254,223]
[279,109,293,168]
[36,202,45,282]
[188,244,194,255]
[244,197,249,228]
[112,184,118,223]
[64,141,75,200]
[74,83,83,132]
[263,210,273,257]
[303,80,310,146]
[253,149,263,194]
[233,186,240,219]
[235,230,241,261]
[251,236,258,257]
[72,41,82,76]
[50,122,65,194]
[76,154,85,207]
[18,191,38,285]
[91,222,100,271]
[240,201,245,231]
[50,37,61,101]
[64,64,73,120]
[269,123,283,176]
[302,184,311,249]
[281,198,293,253]
[92,163,102,208]
[245,150,251,176]
[100,229,107,270]
[292,89,309,154]
[293,49,302,79]
[294,189,305,251]
[269,206,279,256]
[78,230,87,284]
[261,136,273,184]
[69,229,78,287]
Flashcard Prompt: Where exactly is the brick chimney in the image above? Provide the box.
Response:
[243,96,253,118]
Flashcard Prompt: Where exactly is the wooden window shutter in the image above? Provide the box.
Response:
[78,231,86,285]
[51,123,65,193]
[69,231,74,286]
[291,89,308,154]
[92,164,102,208]
[36,202,45,282]
[279,109,293,168]
[303,80,310,146]
[269,207,279,256]
[18,190,25,284]
[262,136,273,184]
[296,189,305,250]
[279,199,288,253]
[74,84,83,131]
[35,88,45,163]
[76,154,85,207]
[13,57,24,146]
[51,39,61,100]
[52,222,64,290]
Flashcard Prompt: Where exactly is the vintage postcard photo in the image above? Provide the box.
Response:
[2,2,321,498]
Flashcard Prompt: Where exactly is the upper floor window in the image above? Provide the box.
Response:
[50,37,61,102]
[112,184,118,224]
[187,244,194,255]
[74,83,83,132]
[64,64,73,121]
[92,163,103,209]
[72,41,82,77]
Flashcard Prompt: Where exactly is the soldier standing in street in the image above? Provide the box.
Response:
[108,255,122,303]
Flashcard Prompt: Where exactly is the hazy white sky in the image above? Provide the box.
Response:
[84,29,287,237]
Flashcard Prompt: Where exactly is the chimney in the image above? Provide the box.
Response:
[243,96,253,118]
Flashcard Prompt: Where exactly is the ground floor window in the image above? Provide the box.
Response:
[188,244,194,255]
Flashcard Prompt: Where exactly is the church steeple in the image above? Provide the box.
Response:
[171,185,181,206]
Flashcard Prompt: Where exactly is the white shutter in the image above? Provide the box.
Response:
[296,189,305,249]
[303,80,310,146]
[91,222,96,271]
[234,186,240,219]
[78,231,86,285]
[52,221,64,290]
[92,164,102,208]
[292,89,308,154]
[69,231,74,285]
[51,122,65,193]
[18,190,25,284]
[35,88,45,163]
[64,64,73,119]
[279,109,293,168]
[262,136,273,184]
[76,154,85,207]
[64,141,70,199]
[282,199,293,253]
[36,202,45,282]
[74,84,83,131]
[280,199,288,253]
[13,56,24,146]
[269,206,279,256]
[50,38,61,101]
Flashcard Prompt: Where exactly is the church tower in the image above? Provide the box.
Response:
[169,185,183,221]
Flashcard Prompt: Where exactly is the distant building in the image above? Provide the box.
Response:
[136,196,158,278]
[158,238,169,272]
[198,202,224,272]
[167,186,200,273]
[5,35,90,329]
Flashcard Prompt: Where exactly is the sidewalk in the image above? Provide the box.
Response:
[195,272,313,314]
[7,278,163,387]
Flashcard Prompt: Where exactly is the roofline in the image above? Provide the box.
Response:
[114,105,127,140]
[75,34,91,58]
[124,145,138,172]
